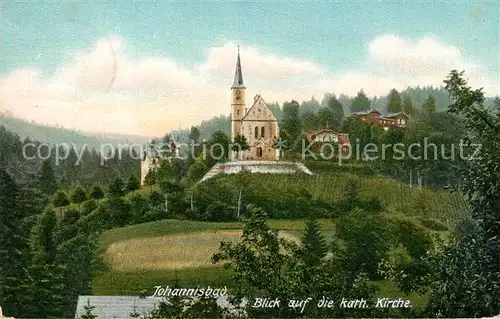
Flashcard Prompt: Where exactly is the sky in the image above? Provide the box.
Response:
[1,1,499,137]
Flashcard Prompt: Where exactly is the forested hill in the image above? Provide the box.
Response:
[168,86,498,140]
[0,113,150,148]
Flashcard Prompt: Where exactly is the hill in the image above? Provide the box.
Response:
[92,166,460,297]
[0,112,150,148]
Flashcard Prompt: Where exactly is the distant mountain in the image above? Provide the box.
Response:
[0,113,151,149]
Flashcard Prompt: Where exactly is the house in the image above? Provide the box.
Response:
[349,109,409,130]
[304,128,351,155]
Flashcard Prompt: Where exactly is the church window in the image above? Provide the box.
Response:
[254,126,259,138]
[261,126,265,137]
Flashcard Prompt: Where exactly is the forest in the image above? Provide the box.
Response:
[0,73,499,318]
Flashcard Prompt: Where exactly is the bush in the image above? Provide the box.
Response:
[81,200,97,216]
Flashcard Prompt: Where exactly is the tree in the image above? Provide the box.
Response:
[212,205,380,318]
[188,126,202,160]
[53,190,70,208]
[281,100,302,149]
[298,215,328,268]
[143,169,157,190]
[38,159,58,195]
[30,208,57,265]
[423,70,500,317]
[186,157,208,183]
[52,190,69,217]
[108,177,125,197]
[79,298,97,319]
[125,175,140,193]
[232,134,250,160]
[27,207,67,316]
[206,131,231,168]
[402,94,414,115]
[335,210,392,280]
[386,89,402,113]
[422,94,436,117]
[0,169,34,317]
[89,185,104,201]
[70,187,87,210]
[350,89,371,112]
[328,95,345,128]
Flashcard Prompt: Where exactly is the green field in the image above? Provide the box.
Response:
[94,218,335,295]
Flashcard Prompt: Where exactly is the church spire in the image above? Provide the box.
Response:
[231,46,245,89]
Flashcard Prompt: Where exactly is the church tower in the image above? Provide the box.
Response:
[231,47,246,160]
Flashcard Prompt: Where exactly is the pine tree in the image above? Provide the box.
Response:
[52,190,69,218]
[422,94,436,117]
[328,95,345,128]
[70,187,87,210]
[281,100,302,152]
[79,299,97,319]
[387,89,403,113]
[27,207,67,316]
[38,159,58,195]
[188,126,202,161]
[0,169,32,316]
[402,94,414,115]
[350,89,371,112]
[144,169,157,190]
[299,215,328,268]
[30,208,57,264]
[89,185,104,201]
[108,177,125,197]
[125,175,140,193]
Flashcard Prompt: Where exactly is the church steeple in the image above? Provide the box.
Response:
[232,46,245,89]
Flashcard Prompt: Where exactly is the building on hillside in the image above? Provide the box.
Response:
[140,139,179,185]
[230,47,280,161]
[304,128,351,155]
[198,48,312,182]
[349,109,409,130]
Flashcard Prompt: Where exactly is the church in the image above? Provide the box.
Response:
[198,49,313,182]
[230,48,280,161]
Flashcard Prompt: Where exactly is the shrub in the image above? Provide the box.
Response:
[81,200,97,216]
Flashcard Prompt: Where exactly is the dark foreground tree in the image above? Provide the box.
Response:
[424,70,500,317]
[89,185,104,201]
[212,205,381,318]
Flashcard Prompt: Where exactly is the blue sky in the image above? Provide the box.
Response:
[1,1,499,135]
[3,1,499,74]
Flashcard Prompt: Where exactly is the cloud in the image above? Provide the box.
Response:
[1,34,498,136]
[367,34,490,90]
[198,42,324,79]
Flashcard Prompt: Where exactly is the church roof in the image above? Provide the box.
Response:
[231,49,245,89]
[241,95,278,121]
